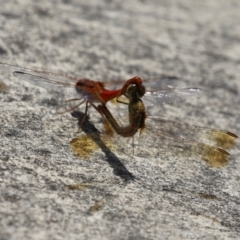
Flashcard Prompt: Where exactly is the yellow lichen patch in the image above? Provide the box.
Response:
[70,134,116,159]
[70,135,99,158]
[88,200,105,214]
[0,81,8,92]
[197,192,219,200]
[67,183,95,191]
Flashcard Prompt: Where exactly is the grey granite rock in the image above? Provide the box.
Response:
[0,0,239,239]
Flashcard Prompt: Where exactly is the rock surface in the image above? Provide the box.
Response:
[0,1,240,239]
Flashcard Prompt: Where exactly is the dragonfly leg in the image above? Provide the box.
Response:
[56,99,85,115]
[77,101,90,131]
[92,103,104,118]
[116,96,129,105]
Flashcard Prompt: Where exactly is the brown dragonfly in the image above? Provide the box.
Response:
[91,83,237,167]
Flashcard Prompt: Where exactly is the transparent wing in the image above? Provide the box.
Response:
[0,62,194,96]
[109,75,182,90]
[133,117,237,167]
[146,117,237,150]
[13,71,82,98]
[0,62,81,98]
[0,62,207,105]
[136,128,231,168]
[143,88,209,106]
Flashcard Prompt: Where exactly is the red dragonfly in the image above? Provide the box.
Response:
[0,62,206,125]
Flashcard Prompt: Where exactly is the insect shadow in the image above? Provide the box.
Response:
[71,110,135,182]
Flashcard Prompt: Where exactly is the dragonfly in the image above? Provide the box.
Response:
[94,83,238,167]
[0,62,205,126]
[1,63,237,168]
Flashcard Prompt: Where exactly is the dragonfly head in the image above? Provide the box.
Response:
[126,84,146,99]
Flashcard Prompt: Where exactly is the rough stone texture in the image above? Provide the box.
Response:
[0,0,240,239]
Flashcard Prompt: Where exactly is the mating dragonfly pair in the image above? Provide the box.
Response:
[0,63,237,167]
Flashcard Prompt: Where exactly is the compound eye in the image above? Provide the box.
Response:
[126,84,145,98]
[126,85,135,96]
[138,85,146,97]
